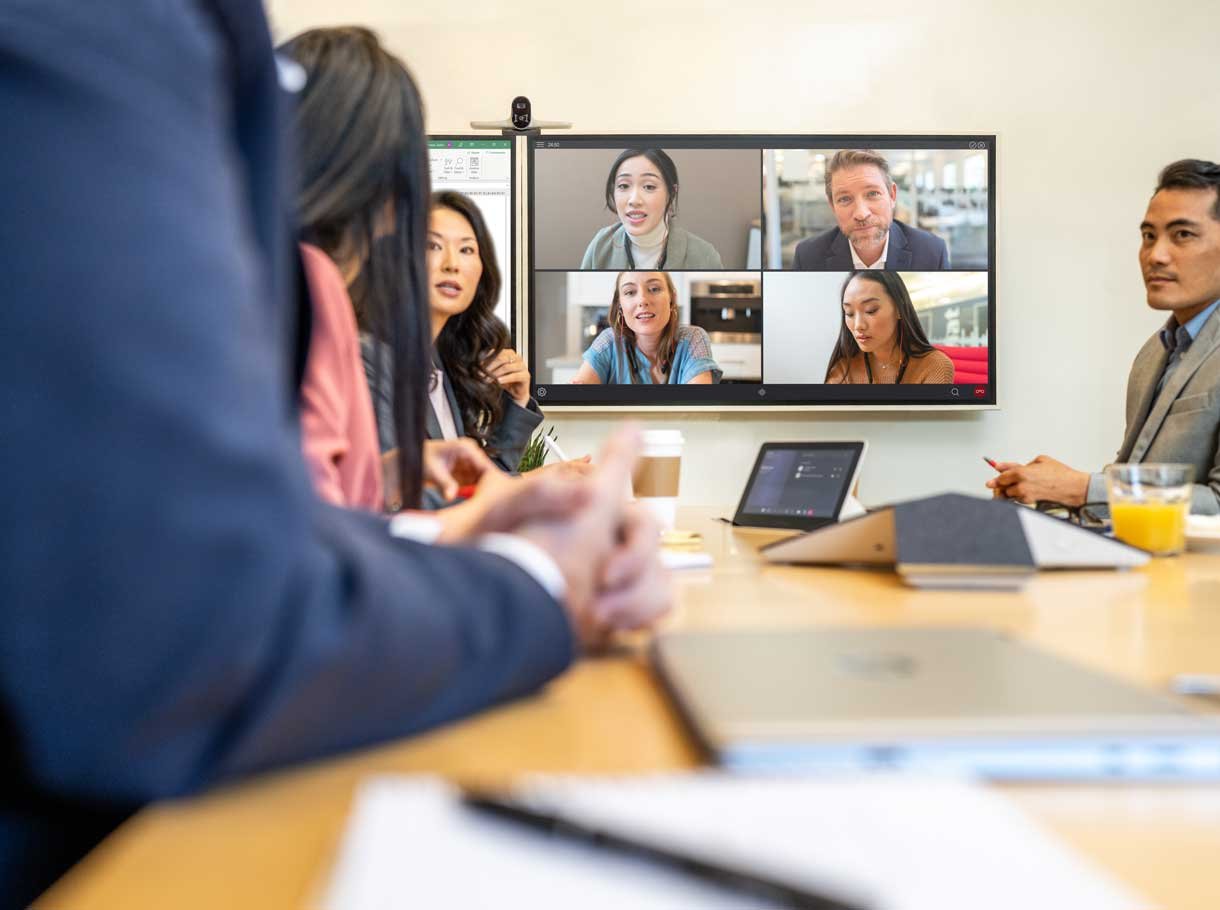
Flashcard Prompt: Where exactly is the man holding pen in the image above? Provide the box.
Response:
[988,159,1220,515]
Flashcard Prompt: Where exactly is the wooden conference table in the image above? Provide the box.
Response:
[42,508,1220,910]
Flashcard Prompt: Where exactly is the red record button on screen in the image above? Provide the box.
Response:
[973,386,987,398]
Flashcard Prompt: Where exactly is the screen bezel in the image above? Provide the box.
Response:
[528,133,996,409]
[429,135,517,342]
[732,441,867,530]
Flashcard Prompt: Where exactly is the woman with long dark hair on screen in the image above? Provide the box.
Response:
[571,271,722,384]
[426,190,544,471]
[824,269,954,384]
[580,149,723,269]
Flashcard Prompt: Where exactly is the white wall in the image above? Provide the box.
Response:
[763,272,844,383]
[268,0,1220,508]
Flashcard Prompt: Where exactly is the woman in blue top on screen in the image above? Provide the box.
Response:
[580,149,723,269]
[571,271,722,385]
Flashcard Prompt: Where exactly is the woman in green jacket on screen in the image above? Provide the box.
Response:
[580,148,723,269]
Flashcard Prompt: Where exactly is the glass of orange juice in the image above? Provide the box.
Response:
[1104,463,1192,555]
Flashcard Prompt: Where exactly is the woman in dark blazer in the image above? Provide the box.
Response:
[422,191,543,471]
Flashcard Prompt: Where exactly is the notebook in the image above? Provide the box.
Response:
[318,773,1144,910]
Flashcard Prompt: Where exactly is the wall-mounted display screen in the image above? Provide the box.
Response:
[428,136,514,332]
[528,135,994,407]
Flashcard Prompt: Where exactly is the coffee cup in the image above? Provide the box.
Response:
[632,429,684,531]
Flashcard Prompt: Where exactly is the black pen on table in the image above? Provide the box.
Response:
[461,790,872,910]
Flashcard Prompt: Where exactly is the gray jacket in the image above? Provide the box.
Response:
[580,223,724,269]
[1086,307,1220,514]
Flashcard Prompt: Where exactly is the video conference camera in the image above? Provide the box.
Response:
[470,96,572,134]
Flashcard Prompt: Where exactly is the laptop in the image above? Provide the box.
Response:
[652,627,1220,780]
[731,442,867,531]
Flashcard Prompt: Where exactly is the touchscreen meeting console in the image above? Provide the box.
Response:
[732,442,867,531]
[528,134,995,408]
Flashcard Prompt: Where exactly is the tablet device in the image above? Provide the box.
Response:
[731,442,866,531]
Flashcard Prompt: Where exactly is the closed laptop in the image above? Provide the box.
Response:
[652,627,1220,780]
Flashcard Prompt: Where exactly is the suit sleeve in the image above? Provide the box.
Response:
[0,0,574,805]
[487,392,545,472]
[1191,452,1220,515]
[1090,472,1220,514]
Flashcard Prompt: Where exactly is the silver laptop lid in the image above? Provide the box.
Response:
[653,627,1220,779]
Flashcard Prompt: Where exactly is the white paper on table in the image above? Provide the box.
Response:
[318,773,1148,910]
[660,550,713,570]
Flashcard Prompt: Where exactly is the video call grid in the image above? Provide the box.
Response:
[524,135,995,405]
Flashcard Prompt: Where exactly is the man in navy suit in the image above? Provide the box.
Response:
[0,2,668,905]
[791,149,950,270]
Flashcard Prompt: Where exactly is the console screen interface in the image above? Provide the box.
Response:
[529,135,994,407]
[742,448,858,518]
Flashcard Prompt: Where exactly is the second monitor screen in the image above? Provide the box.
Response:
[529,135,994,405]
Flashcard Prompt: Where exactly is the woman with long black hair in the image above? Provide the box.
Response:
[824,269,954,384]
[282,26,435,509]
[426,191,543,470]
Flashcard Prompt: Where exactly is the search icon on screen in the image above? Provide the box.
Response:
[950,387,960,397]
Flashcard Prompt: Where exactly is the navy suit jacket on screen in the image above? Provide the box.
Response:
[0,2,574,905]
[791,219,951,270]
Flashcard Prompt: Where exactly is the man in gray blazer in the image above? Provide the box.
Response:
[989,159,1220,514]
[791,148,950,270]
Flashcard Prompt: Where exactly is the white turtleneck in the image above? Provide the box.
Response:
[626,220,668,268]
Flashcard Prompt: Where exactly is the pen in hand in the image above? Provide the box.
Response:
[983,456,1001,472]
[542,434,572,463]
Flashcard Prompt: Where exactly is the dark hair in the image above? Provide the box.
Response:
[430,191,509,448]
[1155,159,1220,221]
[608,271,680,384]
[824,149,893,201]
[279,27,431,508]
[603,148,680,220]
[823,270,937,382]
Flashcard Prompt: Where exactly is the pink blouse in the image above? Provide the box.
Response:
[298,244,383,512]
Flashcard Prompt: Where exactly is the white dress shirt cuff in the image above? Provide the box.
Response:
[387,517,566,601]
[388,512,443,544]
[477,533,567,602]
